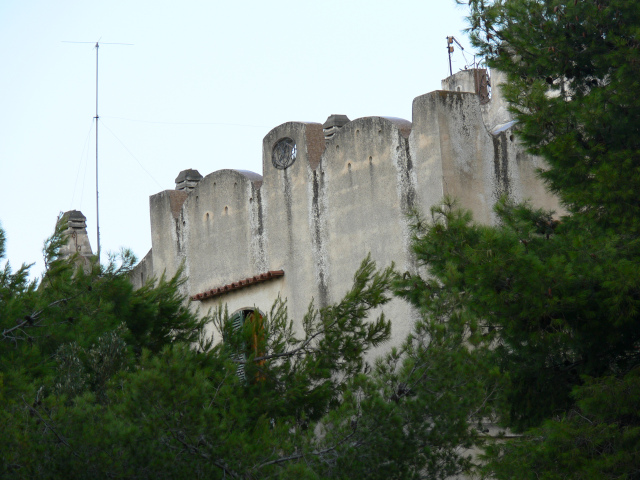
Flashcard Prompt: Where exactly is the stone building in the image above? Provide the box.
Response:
[129,69,561,352]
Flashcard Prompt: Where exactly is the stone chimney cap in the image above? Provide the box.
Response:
[61,210,87,230]
[64,210,86,222]
[175,169,203,184]
[322,114,350,129]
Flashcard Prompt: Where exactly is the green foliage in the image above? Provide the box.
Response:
[1,220,492,479]
[397,197,640,430]
[482,368,640,480]
[0,224,212,478]
[210,255,395,425]
[401,1,640,477]
[465,0,640,233]
[315,318,499,480]
[394,192,640,476]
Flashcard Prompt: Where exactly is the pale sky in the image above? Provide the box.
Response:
[0,0,475,279]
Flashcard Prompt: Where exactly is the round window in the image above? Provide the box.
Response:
[272,138,297,170]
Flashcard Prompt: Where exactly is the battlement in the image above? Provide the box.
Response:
[132,69,561,352]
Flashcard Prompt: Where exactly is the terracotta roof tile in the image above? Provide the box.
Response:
[191,270,284,301]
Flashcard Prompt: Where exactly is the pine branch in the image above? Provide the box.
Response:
[21,396,80,458]
[251,430,357,471]
[2,295,77,342]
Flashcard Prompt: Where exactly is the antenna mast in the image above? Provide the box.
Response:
[63,40,132,263]
[95,42,101,261]
[446,36,466,76]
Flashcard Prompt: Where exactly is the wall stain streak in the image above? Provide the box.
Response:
[401,138,417,213]
[250,184,268,275]
[398,135,419,275]
[283,168,294,257]
[311,169,328,307]
[174,218,182,253]
[369,157,375,195]
[256,187,264,236]
[492,132,510,198]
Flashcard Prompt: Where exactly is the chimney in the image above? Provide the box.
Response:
[441,68,491,104]
[58,210,94,264]
[175,169,203,192]
[322,114,350,140]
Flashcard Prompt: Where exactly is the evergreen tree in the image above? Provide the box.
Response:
[465,0,640,232]
[389,0,640,477]
[1,218,489,479]
[0,221,211,478]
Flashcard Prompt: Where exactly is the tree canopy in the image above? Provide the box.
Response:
[465,0,640,232]
[393,0,640,477]
[3,2,639,478]
[1,222,490,479]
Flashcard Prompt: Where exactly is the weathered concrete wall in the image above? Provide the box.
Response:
[260,122,327,323]
[416,90,496,224]
[480,70,513,130]
[131,69,562,353]
[490,123,561,212]
[181,169,265,297]
[320,116,419,348]
[130,248,154,290]
[148,189,188,284]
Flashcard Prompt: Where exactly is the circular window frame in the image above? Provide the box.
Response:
[272,138,297,170]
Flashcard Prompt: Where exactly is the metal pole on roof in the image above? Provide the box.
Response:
[62,39,132,263]
[95,42,101,261]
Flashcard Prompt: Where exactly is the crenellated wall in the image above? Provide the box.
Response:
[260,122,327,319]
[132,69,562,350]
[181,169,264,297]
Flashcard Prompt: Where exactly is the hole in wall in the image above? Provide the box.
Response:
[336,145,339,151]
[356,129,360,135]
[509,134,514,142]
[234,182,237,188]
[369,156,373,164]
[348,162,352,171]
[456,85,462,92]
[224,206,228,214]
[249,197,253,204]
[378,129,382,135]
[196,196,199,203]
[206,212,209,220]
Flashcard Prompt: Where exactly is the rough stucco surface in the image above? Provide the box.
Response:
[180,169,264,298]
[130,248,154,290]
[131,69,563,353]
[58,210,94,273]
[148,190,187,284]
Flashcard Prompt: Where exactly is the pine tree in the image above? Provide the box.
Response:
[0,221,212,478]
[1,223,399,478]
[388,1,640,477]
[465,0,640,232]
[1,218,489,479]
